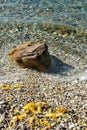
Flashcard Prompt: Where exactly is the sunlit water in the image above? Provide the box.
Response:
[0,0,87,82]
[0,0,87,30]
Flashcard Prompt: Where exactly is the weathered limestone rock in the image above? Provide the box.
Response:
[8,41,51,71]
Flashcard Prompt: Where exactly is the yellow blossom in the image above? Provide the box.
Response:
[24,102,43,114]
[28,116,36,126]
[24,102,36,110]
[45,112,57,120]
[39,119,50,128]
[56,106,67,114]
[12,84,22,89]
[11,101,69,129]
[14,109,20,115]
[17,115,24,121]
[22,113,28,118]
[3,85,11,90]
[24,102,37,114]
[37,105,42,113]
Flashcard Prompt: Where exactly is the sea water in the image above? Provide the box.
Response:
[0,0,87,31]
[0,0,87,82]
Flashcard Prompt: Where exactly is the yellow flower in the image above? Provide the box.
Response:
[12,84,22,89]
[14,109,20,115]
[24,102,44,114]
[28,116,36,126]
[56,106,67,114]
[37,105,42,113]
[39,119,50,128]
[45,112,57,120]
[17,115,24,121]
[3,85,11,90]
[12,101,69,129]
[24,102,37,114]
[22,113,28,118]
[24,102,36,110]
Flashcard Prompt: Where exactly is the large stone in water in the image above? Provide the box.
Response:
[8,41,51,71]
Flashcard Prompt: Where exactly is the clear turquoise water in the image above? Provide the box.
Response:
[0,0,87,31]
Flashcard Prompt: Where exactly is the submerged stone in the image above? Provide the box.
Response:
[8,41,51,71]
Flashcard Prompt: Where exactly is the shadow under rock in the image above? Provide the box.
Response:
[46,55,74,75]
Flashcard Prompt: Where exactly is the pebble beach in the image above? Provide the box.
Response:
[0,0,87,129]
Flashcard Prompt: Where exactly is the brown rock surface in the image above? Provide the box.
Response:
[8,41,51,71]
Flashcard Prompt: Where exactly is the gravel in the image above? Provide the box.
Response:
[0,22,87,129]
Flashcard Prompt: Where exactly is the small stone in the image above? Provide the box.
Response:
[69,123,77,129]
[59,126,66,130]
[0,114,4,123]
[0,101,7,105]
[8,41,51,71]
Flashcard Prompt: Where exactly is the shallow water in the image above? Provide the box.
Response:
[0,0,87,30]
[0,0,87,82]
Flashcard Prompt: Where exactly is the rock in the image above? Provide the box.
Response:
[0,114,5,123]
[8,41,51,71]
